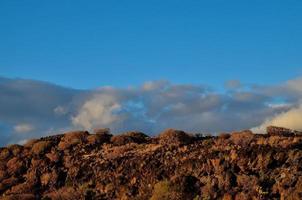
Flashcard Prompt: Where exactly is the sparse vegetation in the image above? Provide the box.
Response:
[0,126,301,199]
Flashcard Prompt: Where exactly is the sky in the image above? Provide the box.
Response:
[0,1,302,145]
[1,0,302,89]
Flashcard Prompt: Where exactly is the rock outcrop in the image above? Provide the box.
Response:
[0,126,302,199]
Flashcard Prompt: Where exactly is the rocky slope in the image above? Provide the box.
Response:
[0,126,302,200]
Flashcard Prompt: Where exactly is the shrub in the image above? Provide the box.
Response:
[45,152,60,163]
[31,141,52,155]
[0,170,7,182]
[5,182,33,195]
[87,132,112,146]
[151,176,200,200]
[58,131,89,150]
[150,180,171,200]
[7,157,25,175]
[23,139,38,148]
[159,129,192,145]
[94,128,110,135]
[40,171,58,187]
[1,194,35,200]
[267,126,292,136]
[111,131,149,146]
[230,130,254,146]
[218,133,231,139]
[43,187,82,200]
[7,145,23,156]
[0,148,11,160]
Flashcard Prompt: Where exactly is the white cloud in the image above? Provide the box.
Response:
[252,104,302,133]
[286,77,302,93]
[70,80,294,134]
[72,94,123,130]
[54,106,68,115]
[14,123,35,133]
[1,76,302,145]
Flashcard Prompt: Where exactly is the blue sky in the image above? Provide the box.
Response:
[1,1,302,145]
[1,0,302,89]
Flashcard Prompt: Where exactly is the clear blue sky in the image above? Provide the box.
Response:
[1,0,302,89]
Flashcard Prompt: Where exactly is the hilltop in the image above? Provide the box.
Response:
[0,126,302,200]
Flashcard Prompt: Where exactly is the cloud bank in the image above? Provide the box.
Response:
[0,76,302,145]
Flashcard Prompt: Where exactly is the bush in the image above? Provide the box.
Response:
[150,180,171,200]
[0,148,11,160]
[218,133,231,139]
[94,128,110,135]
[159,129,192,145]
[31,141,52,155]
[7,145,23,156]
[58,131,89,150]
[1,194,35,200]
[87,132,112,146]
[230,130,254,146]
[7,157,25,175]
[111,131,149,146]
[0,170,7,182]
[23,139,38,148]
[43,187,82,200]
[151,176,200,200]
[267,126,292,136]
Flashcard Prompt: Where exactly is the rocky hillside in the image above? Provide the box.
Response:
[1,126,302,200]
